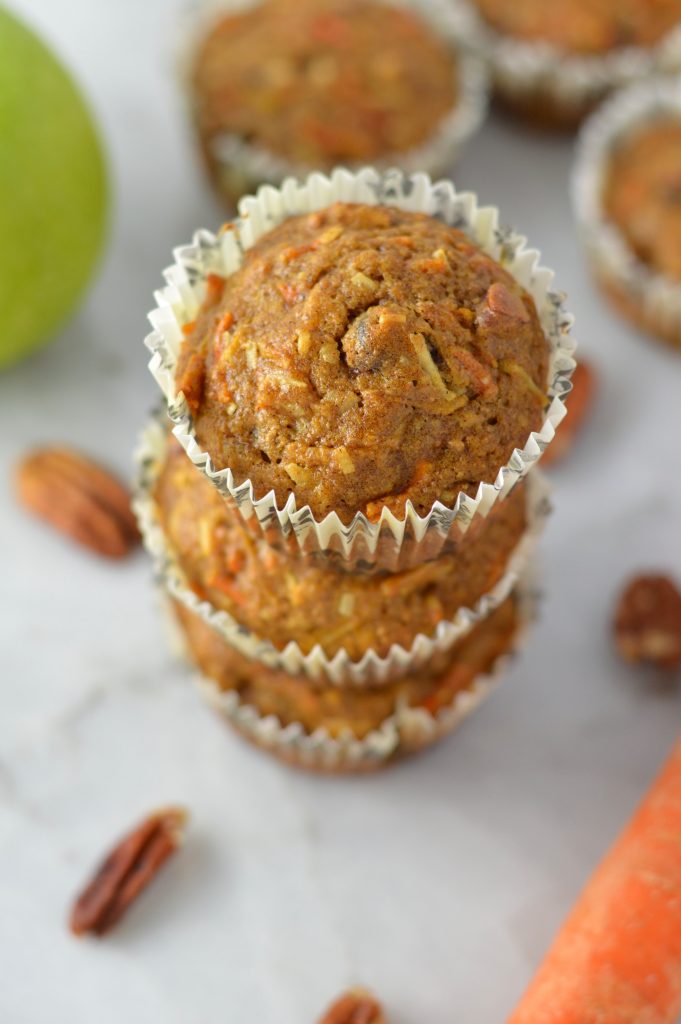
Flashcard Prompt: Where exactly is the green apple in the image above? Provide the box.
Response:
[0,5,108,369]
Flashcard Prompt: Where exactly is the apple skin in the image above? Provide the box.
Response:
[0,5,108,369]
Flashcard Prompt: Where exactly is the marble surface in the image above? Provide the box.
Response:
[1,2,681,1021]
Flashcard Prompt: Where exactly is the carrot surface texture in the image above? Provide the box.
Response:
[508,734,681,1024]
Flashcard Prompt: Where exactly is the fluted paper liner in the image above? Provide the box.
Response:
[146,166,574,572]
[453,0,681,124]
[178,0,489,203]
[134,412,549,687]
[572,76,681,347]
[167,569,539,773]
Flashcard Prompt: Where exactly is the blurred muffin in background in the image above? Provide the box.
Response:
[604,119,681,285]
[186,0,487,206]
[573,77,681,349]
[461,0,681,128]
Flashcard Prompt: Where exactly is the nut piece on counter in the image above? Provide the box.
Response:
[614,574,681,671]
[317,988,386,1024]
[15,445,140,559]
[542,360,597,468]
[69,807,188,937]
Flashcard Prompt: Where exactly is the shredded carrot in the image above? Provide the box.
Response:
[215,311,234,335]
[280,244,314,264]
[419,666,470,715]
[450,345,499,399]
[205,273,226,303]
[508,733,681,1024]
[225,549,246,574]
[207,574,248,607]
[181,320,196,337]
[176,352,204,415]
[276,281,301,305]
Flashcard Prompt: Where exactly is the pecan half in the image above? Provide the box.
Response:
[318,989,385,1024]
[485,281,530,322]
[614,574,681,670]
[543,360,597,467]
[15,446,140,559]
[70,807,188,937]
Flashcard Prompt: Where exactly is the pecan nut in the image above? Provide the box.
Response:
[318,989,385,1024]
[543,360,597,467]
[70,807,188,936]
[614,574,681,670]
[16,446,140,559]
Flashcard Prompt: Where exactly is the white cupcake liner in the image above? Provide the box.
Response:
[145,166,575,572]
[572,76,681,346]
[452,0,681,124]
[171,568,540,773]
[133,412,550,687]
[177,0,489,202]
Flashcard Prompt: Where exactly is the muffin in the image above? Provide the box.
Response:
[147,168,574,572]
[463,0,681,128]
[186,0,487,206]
[172,590,523,771]
[155,434,531,662]
[573,78,681,348]
[176,202,549,522]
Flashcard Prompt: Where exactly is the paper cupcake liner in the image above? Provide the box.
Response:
[572,76,681,348]
[145,166,574,572]
[134,411,550,687]
[177,0,489,206]
[451,1,681,126]
[169,568,540,773]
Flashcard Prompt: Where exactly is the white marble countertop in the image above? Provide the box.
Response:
[1,2,680,1021]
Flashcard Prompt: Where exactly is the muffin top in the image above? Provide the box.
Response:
[176,202,549,522]
[471,0,681,53]
[603,118,681,281]
[191,0,457,166]
[156,438,527,659]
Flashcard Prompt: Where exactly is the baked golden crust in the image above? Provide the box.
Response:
[604,118,681,283]
[176,202,549,522]
[472,0,681,53]
[155,438,528,660]
[191,0,456,167]
[173,594,519,739]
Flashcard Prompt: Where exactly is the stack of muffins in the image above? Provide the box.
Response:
[137,168,575,772]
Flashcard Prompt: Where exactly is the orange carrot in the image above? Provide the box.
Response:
[508,734,681,1024]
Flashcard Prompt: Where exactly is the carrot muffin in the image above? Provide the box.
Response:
[604,118,681,284]
[190,0,462,202]
[468,0,681,128]
[472,0,681,54]
[575,94,681,348]
[173,592,519,741]
[176,202,549,524]
[155,436,529,660]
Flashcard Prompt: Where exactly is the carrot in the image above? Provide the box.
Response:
[507,734,681,1024]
